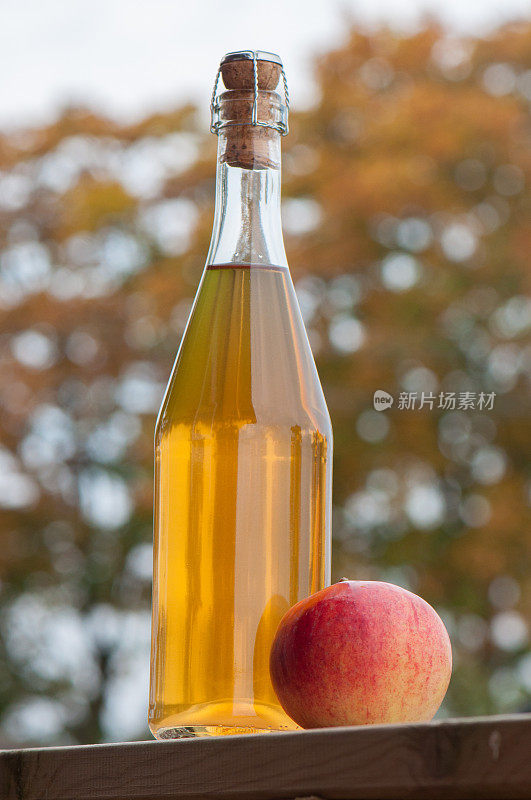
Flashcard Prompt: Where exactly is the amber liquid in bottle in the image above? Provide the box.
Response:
[149,54,332,738]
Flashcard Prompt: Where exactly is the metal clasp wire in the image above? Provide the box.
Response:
[210,50,289,136]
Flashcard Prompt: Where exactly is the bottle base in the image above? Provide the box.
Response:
[155,724,282,739]
[149,698,299,739]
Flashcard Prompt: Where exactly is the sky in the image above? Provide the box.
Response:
[0,0,530,129]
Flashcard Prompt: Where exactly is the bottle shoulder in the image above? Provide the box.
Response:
[156,396,332,443]
[156,263,331,440]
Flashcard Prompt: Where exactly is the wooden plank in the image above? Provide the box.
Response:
[0,714,530,800]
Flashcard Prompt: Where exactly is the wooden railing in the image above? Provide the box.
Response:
[1,714,530,799]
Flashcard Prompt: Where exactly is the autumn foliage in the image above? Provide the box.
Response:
[0,23,530,744]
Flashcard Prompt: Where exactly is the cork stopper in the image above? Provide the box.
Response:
[221,58,281,92]
[212,51,288,170]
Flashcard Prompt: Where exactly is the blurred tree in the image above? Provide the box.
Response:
[0,23,529,745]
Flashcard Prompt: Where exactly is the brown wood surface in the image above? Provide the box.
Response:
[0,714,530,800]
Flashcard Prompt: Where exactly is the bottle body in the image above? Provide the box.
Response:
[149,263,332,737]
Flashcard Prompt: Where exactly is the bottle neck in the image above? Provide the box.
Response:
[206,129,288,269]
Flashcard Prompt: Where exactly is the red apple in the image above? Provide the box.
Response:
[269,580,452,728]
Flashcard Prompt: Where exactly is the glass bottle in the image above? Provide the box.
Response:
[149,50,332,738]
